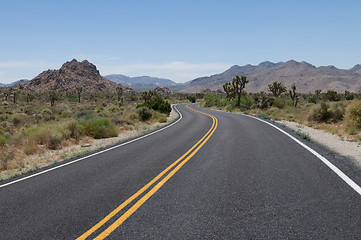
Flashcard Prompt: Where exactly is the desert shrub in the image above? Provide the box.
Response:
[80,118,119,139]
[74,110,95,121]
[308,102,345,123]
[47,134,62,150]
[0,114,9,121]
[0,134,7,146]
[307,96,318,104]
[12,115,22,126]
[25,126,51,145]
[138,96,172,116]
[106,105,121,113]
[257,112,270,120]
[158,116,167,123]
[137,107,152,121]
[239,95,254,111]
[203,94,225,107]
[0,147,14,170]
[67,120,81,140]
[323,90,341,101]
[23,141,39,155]
[273,97,291,109]
[42,108,52,114]
[187,96,196,103]
[345,100,361,134]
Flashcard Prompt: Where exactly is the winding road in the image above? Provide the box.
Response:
[0,104,360,239]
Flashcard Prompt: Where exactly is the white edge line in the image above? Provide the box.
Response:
[0,105,183,189]
[242,113,361,196]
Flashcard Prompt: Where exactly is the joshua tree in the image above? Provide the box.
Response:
[268,81,286,97]
[315,89,321,98]
[254,91,274,109]
[12,91,17,104]
[50,91,56,107]
[76,87,82,103]
[4,92,9,101]
[142,90,154,102]
[232,75,249,107]
[116,85,123,102]
[223,82,235,100]
[289,84,299,107]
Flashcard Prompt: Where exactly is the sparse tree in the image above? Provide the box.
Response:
[116,85,123,102]
[315,89,321,98]
[268,81,286,97]
[232,75,249,107]
[345,90,354,100]
[76,87,82,103]
[289,84,299,107]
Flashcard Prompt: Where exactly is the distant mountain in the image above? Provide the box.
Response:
[181,61,282,93]
[181,60,361,93]
[0,79,29,87]
[23,59,129,93]
[105,74,176,91]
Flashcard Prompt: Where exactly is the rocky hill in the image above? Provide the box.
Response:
[154,86,173,94]
[105,74,176,91]
[25,59,122,92]
[181,60,361,93]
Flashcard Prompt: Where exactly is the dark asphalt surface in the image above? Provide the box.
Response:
[0,104,360,239]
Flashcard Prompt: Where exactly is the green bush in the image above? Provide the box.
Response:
[308,102,345,123]
[42,108,52,114]
[204,94,225,107]
[273,97,291,109]
[239,95,254,111]
[74,110,95,121]
[137,107,152,121]
[307,96,318,104]
[67,120,81,140]
[257,112,270,120]
[0,134,7,146]
[187,96,196,103]
[345,100,361,134]
[158,115,167,123]
[138,96,172,116]
[47,134,62,150]
[323,90,341,101]
[25,126,52,145]
[80,118,119,139]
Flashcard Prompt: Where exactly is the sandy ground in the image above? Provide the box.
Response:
[0,106,179,181]
[278,120,361,168]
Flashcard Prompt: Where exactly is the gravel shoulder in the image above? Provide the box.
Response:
[278,120,361,168]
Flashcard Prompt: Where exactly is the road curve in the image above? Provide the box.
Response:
[0,104,360,239]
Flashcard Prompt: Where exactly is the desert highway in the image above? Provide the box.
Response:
[0,104,360,239]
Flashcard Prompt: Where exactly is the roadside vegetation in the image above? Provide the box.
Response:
[0,87,195,178]
[201,75,361,143]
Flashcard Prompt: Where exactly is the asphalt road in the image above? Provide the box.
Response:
[0,104,360,239]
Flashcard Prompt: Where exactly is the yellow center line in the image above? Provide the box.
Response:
[76,105,218,240]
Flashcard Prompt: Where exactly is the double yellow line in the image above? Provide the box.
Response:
[77,105,218,240]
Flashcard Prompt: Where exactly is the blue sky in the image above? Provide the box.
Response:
[0,0,360,83]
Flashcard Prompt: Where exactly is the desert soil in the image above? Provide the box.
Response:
[278,120,361,168]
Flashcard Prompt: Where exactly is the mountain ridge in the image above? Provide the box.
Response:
[181,60,361,93]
